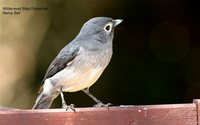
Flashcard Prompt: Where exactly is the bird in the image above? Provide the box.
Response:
[32,17,123,110]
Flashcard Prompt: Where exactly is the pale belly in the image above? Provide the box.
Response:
[53,66,104,92]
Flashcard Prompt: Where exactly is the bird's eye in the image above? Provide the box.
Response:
[105,25,110,31]
[104,23,112,33]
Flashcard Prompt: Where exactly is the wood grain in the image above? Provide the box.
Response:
[0,103,197,125]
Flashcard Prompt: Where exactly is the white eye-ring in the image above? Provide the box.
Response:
[104,23,113,33]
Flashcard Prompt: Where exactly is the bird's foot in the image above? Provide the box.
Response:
[62,103,76,112]
[93,102,112,109]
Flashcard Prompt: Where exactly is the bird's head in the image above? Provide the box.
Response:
[78,17,123,44]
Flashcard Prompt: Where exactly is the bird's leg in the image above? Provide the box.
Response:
[82,88,111,108]
[60,87,76,112]
[60,87,67,108]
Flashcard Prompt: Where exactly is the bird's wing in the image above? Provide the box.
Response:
[41,46,80,83]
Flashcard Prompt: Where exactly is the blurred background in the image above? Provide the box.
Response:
[0,0,199,109]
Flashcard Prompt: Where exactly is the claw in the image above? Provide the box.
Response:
[93,102,112,109]
[62,104,76,112]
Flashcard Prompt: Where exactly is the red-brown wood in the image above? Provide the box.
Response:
[193,99,200,125]
[0,103,197,125]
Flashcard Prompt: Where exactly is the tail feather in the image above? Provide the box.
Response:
[32,92,58,109]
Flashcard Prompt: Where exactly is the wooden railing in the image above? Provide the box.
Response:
[0,99,200,125]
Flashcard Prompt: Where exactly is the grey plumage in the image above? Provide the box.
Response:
[33,17,122,109]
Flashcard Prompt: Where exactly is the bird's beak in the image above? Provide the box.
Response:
[114,19,123,27]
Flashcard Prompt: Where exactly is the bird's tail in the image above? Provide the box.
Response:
[32,92,59,109]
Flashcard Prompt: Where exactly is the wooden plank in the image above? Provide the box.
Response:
[193,99,200,125]
[0,104,197,125]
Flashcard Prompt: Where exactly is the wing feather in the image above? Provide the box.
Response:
[41,46,79,83]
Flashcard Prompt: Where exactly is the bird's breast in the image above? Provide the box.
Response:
[49,47,112,92]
